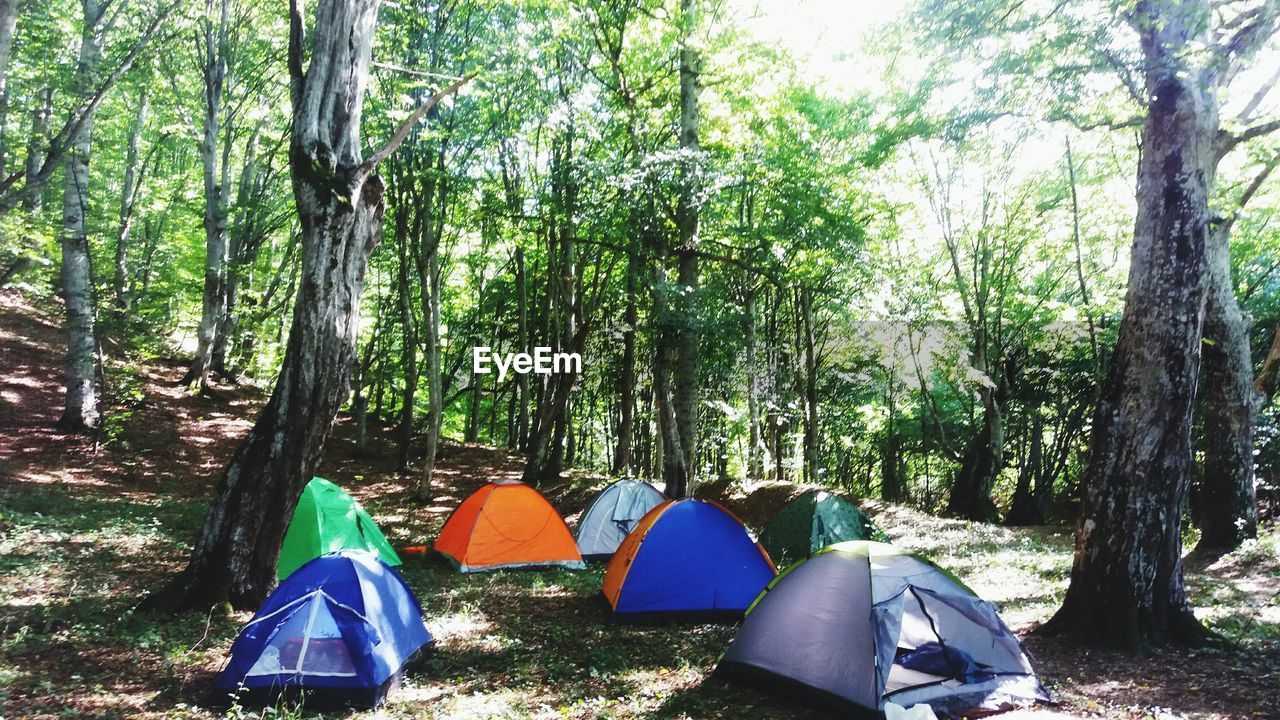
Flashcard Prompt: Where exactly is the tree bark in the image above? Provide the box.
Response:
[1197,225,1261,549]
[0,0,16,105]
[147,0,464,611]
[1040,0,1218,649]
[57,0,106,432]
[668,0,701,498]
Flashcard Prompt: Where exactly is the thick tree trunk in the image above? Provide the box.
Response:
[1040,0,1217,648]
[184,0,231,392]
[147,0,427,611]
[1197,226,1261,549]
[57,0,105,432]
[113,87,150,309]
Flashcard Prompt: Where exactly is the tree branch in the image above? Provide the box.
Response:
[361,74,476,172]
[0,0,181,217]
[1218,116,1280,158]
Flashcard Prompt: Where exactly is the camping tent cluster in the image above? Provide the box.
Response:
[212,478,1047,717]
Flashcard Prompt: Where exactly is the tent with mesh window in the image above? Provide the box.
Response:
[716,541,1049,717]
[277,476,401,580]
[213,550,432,710]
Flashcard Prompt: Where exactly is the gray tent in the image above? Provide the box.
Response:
[717,541,1049,717]
[575,479,665,561]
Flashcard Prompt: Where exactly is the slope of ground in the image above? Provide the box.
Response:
[1,290,1278,720]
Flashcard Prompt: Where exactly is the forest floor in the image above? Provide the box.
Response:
[2,288,1279,720]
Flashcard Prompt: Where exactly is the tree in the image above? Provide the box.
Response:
[1041,0,1227,649]
[147,0,470,610]
[57,0,110,432]
[183,0,233,393]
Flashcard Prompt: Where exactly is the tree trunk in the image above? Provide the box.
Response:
[113,86,150,309]
[668,0,701,498]
[0,88,52,289]
[148,0,435,611]
[1257,323,1280,400]
[215,121,265,375]
[1006,409,1050,525]
[1040,0,1217,648]
[415,236,443,499]
[395,207,417,471]
[744,287,763,481]
[515,246,530,451]
[0,0,17,181]
[651,257,687,496]
[613,252,638,474]
[946,384,1004,522]
[57,0,106,432]
[881,374,904,502]
[0,0,16,104]
[1196,225,1261,549]
[184,0,231,393]
[799,287,820,484]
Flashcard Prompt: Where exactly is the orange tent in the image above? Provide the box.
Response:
[434,480,585,572]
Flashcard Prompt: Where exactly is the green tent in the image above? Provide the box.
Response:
[758,490,885,568]
[278,477,402,579]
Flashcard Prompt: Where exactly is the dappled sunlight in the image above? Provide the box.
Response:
[430,611,496,646]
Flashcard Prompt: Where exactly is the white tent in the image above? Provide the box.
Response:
[575,479,665,560]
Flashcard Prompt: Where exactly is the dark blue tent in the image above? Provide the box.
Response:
[601,498,777,621]
[214,550,433,709]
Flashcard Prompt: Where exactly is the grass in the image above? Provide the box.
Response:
[2,479,1277,719]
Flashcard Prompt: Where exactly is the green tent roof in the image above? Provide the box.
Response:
[758,490,886,568]
[278,477,401,580]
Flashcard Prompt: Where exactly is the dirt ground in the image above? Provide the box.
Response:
[2,289,1278,720]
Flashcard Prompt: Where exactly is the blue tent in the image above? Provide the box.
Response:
[214,550,433,709]
[601,498,777,621]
